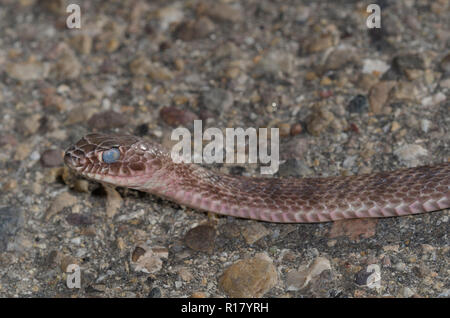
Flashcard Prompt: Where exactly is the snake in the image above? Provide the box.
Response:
[64,133,450,223]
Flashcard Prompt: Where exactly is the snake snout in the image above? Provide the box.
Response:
[64,147,86,168]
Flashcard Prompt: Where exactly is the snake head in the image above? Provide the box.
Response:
[64,133,165,188]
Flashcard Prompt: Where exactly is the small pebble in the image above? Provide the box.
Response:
[392,53,425,75]
[253,51,295,78]
[390,82,419,102]
[348,95,368,113]
[66,213,95,226]
[354,264,381,289]
[0,207,24,252]
[40,149,63,167]
[286,257,332,291]
[391,121,401,132]
[148,287,161,298]
[420,119,431,133]
[401,287,415,298]
[394,262,407,272]
[0,135,17,147]
[184,224,216,253]
[173,17,215,41]
[157,5,184,31]
[290,123,303,136]
[362,59,390,75]
[219,253,277,297]
[305,34,334,54]
[369,81,396,114]
[53,52,82,80]
[131,246,169,274]
[201,2,243,23]
[394,144,428,166]
[306,108,335,136]
[440,53,450,74]
[87,111,128,130]
[278,123,291,137]
[241,222,270,245]
[160,106,199,127]
[421,92,446,107]
[45,192,78,221]
[6,61,50,81]
[278,159,313,178]
[201,88,234,116]
[342,155,357,169]
[129,57,174,80]
[324,49,358,70]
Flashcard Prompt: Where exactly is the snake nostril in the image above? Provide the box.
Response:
[64,153,76,167]
[64,152,86,167]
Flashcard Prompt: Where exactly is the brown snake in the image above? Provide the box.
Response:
[64,133,450,223]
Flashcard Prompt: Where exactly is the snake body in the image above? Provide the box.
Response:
[64,133,450,223]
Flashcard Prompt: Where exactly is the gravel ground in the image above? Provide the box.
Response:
[0,0,449,298]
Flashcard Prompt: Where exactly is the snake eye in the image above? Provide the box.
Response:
[102,148,120,164]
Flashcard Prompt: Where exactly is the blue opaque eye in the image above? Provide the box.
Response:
[102,148,120,164]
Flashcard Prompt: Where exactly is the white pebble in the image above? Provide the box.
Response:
[420,119,431,133]
[362,59,390,75]
[394,144,428,166]
[30,151,40,161]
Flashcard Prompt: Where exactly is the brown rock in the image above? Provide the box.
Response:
[14,142,33,160]
[42,91,67,112]
[440,53,450,73]
[286,257,332,291]
[104,185,123,218]
[131,245,169,274]
[131,246,146,262]
[52,52,81,80]
[129,57,174,80]
[160,106,199,127]
[329,219,378,241]
[278,123,291,138]
[40,149,64,167]
[87,111,128,130]
[2,180,18,192]
[0,134,17,147]
[324,48,359,70]
[354,73,379,91]
[305,34,334,54]
[290,123,303,136]
[68,34,93,55]
[60,255,78,272]
[45,192,78,220]
[199,2,243,23]
[306,108,335,136]
[23,114,42,136]
[390,81,419,102]
[241,222,270,245]
[368,81,396,114]
[184,224,216,253]
[219,253,277,297]
[40,0,66,15]
[173,17,215,41]
[6,61,50,81]
[66,213,95,226]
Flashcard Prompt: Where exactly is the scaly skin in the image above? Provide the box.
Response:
[64,133,450,223]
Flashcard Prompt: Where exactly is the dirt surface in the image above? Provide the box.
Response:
[0,0,449,298]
